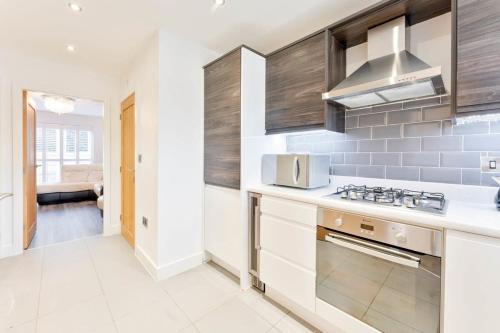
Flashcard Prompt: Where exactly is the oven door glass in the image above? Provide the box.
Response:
[317,230,441,333]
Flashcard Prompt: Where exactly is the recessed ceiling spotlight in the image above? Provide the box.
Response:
[214,0,226,6]
[66,44,76,53]
[68,3,83,12]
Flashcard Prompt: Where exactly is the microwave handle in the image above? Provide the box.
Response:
[292,156,300,185]
[325,234,420,268]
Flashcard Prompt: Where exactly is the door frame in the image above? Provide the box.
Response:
[22,90,37,249]
[11,85,114,256]
[120,93,136,248]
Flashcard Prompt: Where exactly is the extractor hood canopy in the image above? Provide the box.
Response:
[323,17,445,109]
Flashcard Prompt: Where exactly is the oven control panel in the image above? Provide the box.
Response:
[318,208,443,257]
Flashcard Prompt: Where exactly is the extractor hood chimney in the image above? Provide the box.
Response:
[322,17,445,109]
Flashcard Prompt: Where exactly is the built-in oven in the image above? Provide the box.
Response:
[317,208,443,333]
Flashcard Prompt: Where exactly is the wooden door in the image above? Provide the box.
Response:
[204,48,241,189]
[455,0,500,113]
[121,94,135,247]
[23,91,37,249]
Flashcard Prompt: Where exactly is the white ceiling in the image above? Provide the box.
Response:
[29,92,104,117]
[0,0,378,76]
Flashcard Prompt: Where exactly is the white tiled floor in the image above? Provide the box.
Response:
[0,235,319,333]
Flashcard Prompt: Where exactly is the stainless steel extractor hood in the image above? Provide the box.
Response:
[323,17,445,109]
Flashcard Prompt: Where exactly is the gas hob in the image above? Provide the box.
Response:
[325,184,447,215]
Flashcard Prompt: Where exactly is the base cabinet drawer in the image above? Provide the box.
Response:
[260,214,316,270]
[260,249,316,312]
[261,195,317,227]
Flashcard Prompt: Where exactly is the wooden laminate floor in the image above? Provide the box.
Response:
[28,201,103,249]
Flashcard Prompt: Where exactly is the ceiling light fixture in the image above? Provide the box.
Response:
[68,3,83,12]
[66,44,76,52]
[214,0,226,6]
[43,95,76,115]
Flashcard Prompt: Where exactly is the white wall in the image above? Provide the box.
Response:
[123,30,220,279]
[156,30,219,278]
[0,48,121,257]
[346,13,452,91]
[122,33,160,266]
[36,110,104,164]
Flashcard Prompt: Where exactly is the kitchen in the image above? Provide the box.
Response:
[203,0,500,332]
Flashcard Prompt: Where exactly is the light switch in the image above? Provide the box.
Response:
[490,161,497,170]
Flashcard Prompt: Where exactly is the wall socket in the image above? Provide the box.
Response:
[481,157,500,173]
[142,216,148,228]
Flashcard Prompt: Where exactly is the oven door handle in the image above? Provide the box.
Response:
[325,233,420,268]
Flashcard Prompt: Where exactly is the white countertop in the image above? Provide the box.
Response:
[247,181,500,238]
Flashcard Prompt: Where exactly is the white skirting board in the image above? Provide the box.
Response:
[135,245,204,281]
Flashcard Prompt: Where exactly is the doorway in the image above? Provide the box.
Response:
[120,93,135,248]
[23,90,105,249]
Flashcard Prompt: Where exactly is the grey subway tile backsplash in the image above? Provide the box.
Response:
[333,140,358,152]
[345,116,359,129]
[404,121,442,137]
[359,112,386,127]
[345,153,370,165]
[403,96,440,109]
[462,169,481,186]
[420,168,462,184]
[357,165,385,179]
[491,121,500,133]
[387,108,421,124]
[442,120,453,135]
[312,142,333,153]
[372,125,402,139]
[358,140,386,152]
[402,152,440,167]
[422,105,452,121]
[464,134,500,151]
[421,136,462,152]
[332,164,357,176]
[372,153,401,166]
[346,127,371,140]
[349,107,374,117]
[440,152,481,168]
[372,102,403,113]
[481,173,500,187]
[387,138,421,152]
[453,122,489,135]
[285,95,500,186]
[386,167,420,181]
[331,153,345,165]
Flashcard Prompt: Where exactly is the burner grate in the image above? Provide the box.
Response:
[331,184,447,214]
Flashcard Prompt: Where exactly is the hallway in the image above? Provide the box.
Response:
[0,235,319,333]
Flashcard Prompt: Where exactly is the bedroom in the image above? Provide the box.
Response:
[26,91,104,249]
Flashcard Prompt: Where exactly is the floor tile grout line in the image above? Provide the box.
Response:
[160,287,200,331]
[83,237,120,332]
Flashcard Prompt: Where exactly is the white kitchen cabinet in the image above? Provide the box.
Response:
[444,230,500,333]
[259,195,317,312]
[261,196,317,227]
[260,249,316,312]
[204,185,241,274]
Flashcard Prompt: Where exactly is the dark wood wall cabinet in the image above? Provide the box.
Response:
[266,32,345,134]
[454,0,500,113]
[204,48,241,189]
[265,0,451,134]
